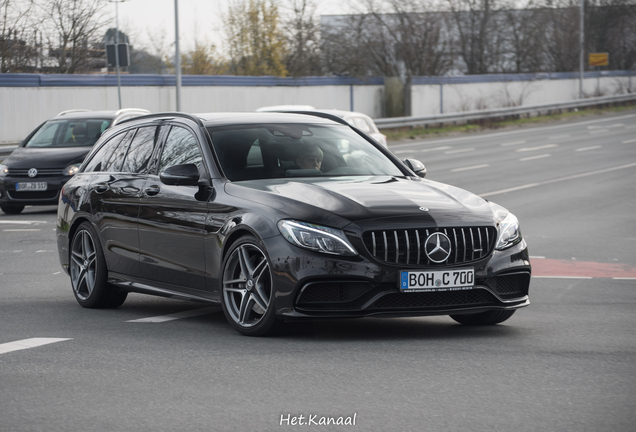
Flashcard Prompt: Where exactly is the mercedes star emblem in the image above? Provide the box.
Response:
[28,168,38,178]
[424,232,452,263]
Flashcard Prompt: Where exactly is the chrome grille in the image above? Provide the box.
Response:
[363,226,497,266]
[8,168,64,177]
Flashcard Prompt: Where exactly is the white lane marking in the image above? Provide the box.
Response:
[391,113,636,148]
[589,129,609,135]
[590,123,624,129]
[532,276,593,279]
[0,338,72,355]
[576,145,602,152]
[54,272,61,275]
[127,307,219,323]
[622,138,636,143]
[480,162,636,197]
[520,154,551,161]
[0,220,47,225]
[451,164,489,172]
[501,140,526,147]
[394,146,452,154]
[3,229,41,232]
[548,134,570,139]
[517,144,558,152]
[35,250,55,253]
[530,256,546,259]
[445,148,475,154]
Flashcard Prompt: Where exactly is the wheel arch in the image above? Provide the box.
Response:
[222,228,259,260]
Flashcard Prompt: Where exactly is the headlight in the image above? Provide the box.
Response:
[277,220,358,256]
[64,164,81,176]
[495,212,522,250]
[0,164,8,177]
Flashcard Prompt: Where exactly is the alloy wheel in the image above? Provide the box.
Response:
[70,229,97,301]
[222,243,272,328]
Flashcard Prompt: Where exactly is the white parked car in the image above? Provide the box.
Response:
[256,105,388,147]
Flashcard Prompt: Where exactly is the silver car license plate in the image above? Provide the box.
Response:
[400,268,474,292]
[16,182,48,191]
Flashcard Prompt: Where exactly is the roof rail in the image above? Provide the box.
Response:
[278,110,350,126]
[117,112,205,127]
[115,108,151,115]
[57,109,91,116]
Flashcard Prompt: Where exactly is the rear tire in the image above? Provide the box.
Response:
[1,204,25,214]
[69,222,127,309]
[450,310,516,325]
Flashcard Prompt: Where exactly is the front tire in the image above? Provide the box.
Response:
[1,204,25,214]
[69,222,127,308]
[220,236,282,336]
[450,310,516,325]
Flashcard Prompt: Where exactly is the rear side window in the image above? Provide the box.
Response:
[158,127,203,172]
[120,126,158,174]
[83,130,132,173]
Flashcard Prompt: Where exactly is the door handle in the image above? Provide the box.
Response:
[144,185,160,196]
[94,183,109,193]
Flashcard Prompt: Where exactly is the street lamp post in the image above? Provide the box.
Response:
[175,0,181,111]
[579,0,584,99]
[109,0,127,110]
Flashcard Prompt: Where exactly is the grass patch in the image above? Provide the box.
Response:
[383,103,636,142]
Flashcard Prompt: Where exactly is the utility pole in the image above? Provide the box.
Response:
[175,0,181,111]
[109,0,127,109]
[579,0,584,99]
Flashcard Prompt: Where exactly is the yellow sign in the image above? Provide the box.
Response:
[589,53,609,67]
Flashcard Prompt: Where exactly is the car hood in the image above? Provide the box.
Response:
[4,146,90,169]
[225,176,496,228]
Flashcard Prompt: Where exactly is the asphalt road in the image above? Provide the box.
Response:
[1,110,635,432]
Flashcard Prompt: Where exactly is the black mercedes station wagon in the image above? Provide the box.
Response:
[0,108,149,214]
[56,112,531,336]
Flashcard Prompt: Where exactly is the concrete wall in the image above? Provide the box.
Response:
[411,76,633,116]
[1,72,633,143]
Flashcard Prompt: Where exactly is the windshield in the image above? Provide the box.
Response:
[24,119,112,148]
[208,123,403,181]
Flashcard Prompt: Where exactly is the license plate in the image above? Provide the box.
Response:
[16,182,48,191]
[400,268,474,292]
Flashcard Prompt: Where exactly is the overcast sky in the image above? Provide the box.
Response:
[112,0,356,54]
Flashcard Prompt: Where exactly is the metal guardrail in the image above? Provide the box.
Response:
[375,93,636,129]
[0,145,18,158]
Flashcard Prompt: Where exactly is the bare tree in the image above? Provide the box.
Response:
[321,0,452,77]
[282,0,321,76]
[585,0,636,70]
[0,0,38,72]
[445,0,506,74]
[500,1,546,72]
[39,0,109,73]
[540,0,580,72]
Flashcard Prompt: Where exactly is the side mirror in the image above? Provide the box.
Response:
[403,159,427,178]
[160,163,200,186]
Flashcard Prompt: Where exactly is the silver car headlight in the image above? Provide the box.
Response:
[277,220,358,256]
[64,164,81,176]
[495,212,522,250]
[0,164,8,177]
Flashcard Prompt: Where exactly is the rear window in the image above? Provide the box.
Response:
[208,123,402,182]
[25,119,112,148]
